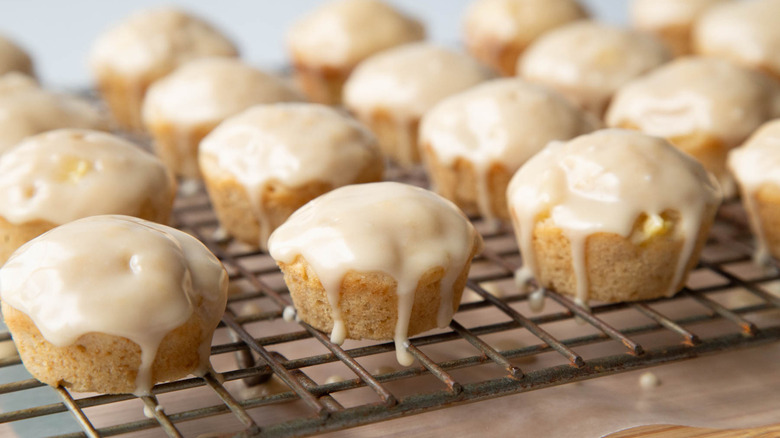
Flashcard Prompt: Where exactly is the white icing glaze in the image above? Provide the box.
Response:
[606,57,780,149]
[199,103,382,248]
[480,282,505,298]
[518,21,671,114]
[514,267,535,290]
[0,34,33,76]
[694,0,780,74]
[0,215,229,394]
[143,404,164,419]
[464,0,586,45]
[343,43,491,120]
[528,288,546,312]
[142,57,302,127]
[632,0,729,29]
[727,119,780,265]
[212,226,230,243]
[0,129,174,225]
[420,78,597,224]
[179,179,202,197]
[0,75,109,154]
[288,0,424,67]
[268,182,482,366]
[639,371,661,389]
[324,374,346,385]
[282,306,297,322]
[89,7,237,77]
[507,129,722,303]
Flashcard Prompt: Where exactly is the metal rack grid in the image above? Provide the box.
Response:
[2,171,780,438]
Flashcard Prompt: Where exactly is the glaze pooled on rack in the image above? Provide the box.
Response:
[0,215,229,394]
[199,103,383,250]
[507,129,722,303]
[268,182,483,365]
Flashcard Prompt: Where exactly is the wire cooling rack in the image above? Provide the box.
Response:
[1,168,780,438]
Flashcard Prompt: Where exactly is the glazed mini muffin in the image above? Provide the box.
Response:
[419,78,598,228]
[268,182,483,365]
[89,7,238,132]
[463,0,588,76]
[199,103,383,250]
[343,43,491,166]
[728,119,780,265]
[606,57,780,195]
[1,215,228,394]
[0,34,34,77]
[142,57,303,179]
[517,21,671,116]
[288,0,424,105]
[0,73,109,154]
[507,129,722,304]
[693,0,780,81]
[0,129,176,264]
[631,0,730,56]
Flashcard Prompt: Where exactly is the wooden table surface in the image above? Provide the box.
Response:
[609,423,780,437]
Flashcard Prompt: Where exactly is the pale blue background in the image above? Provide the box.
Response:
[0,0,626,87]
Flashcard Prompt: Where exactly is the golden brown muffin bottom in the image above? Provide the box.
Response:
[353,108,421,167]
[466,37,525,77]
[756,64,780,84]
[200,153,383,250]
[651,24,694,57]
[525,208,715,302]
[94,69,159,132]
[278,249,478,341]
[146,120,220,179]
[2,302,205,394]
[746,183,780,260]
[421,142,513,221]
[291,58,351,106]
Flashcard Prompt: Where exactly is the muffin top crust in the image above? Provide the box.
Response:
[288,0,424,67]
[343,43,491,119]
[89,7,237,77]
